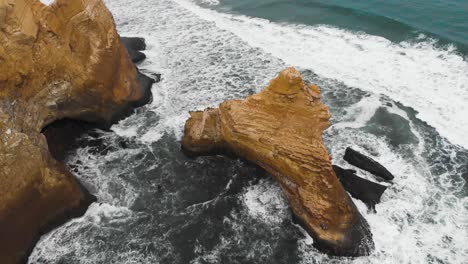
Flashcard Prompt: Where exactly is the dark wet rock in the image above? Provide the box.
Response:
[333,165,387,211]
[151,73,162,82]
[119,37,156,112]
[136,71,156,106]
[121,37,147,63]
[128,49,147,63]
[120,37,147,51]
[344,147,395,181]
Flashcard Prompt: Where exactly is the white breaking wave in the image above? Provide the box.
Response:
[174,0,468,150]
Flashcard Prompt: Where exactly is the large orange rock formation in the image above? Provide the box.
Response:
[0,0,148,262]
[182,68,374,256]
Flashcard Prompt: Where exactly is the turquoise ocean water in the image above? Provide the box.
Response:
[215,0,468,53]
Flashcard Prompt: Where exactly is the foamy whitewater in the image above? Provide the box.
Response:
[29,0,467,263]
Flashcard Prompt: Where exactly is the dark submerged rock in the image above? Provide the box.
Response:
[365,107,418,147]
[344,147,395,181]
[333,165,387,211]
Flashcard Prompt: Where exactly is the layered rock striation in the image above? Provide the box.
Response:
[182,68,374,256]
[0,0,151,262]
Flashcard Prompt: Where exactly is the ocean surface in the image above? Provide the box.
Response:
[31,0,467,263]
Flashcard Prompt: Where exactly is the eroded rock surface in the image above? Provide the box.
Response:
[0,0,148,262]
[182,68,374,256]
